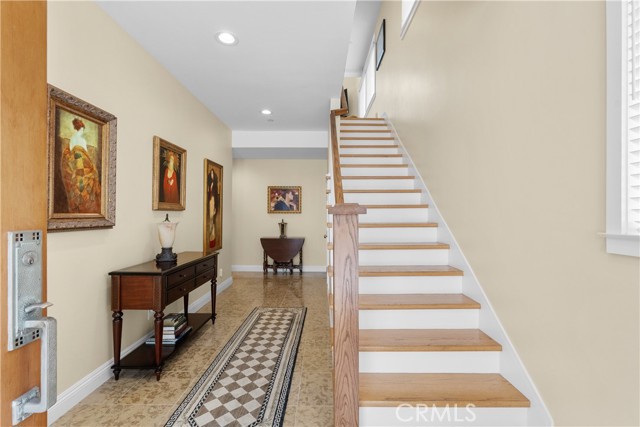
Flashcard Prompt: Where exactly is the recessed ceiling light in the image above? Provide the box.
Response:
[216,32,238,46]
[261,109,272,115]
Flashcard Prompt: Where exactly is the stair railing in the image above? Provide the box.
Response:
[328,108,366,426]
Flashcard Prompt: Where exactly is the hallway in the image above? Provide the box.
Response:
[53,273,332,427]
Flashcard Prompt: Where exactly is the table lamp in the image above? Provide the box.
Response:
[156,214,178,263]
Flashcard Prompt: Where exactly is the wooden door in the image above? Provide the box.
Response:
[0,2,48,425]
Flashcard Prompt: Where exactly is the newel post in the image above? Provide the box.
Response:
[329,203,366,427]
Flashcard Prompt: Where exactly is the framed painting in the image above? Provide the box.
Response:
[47,85,117,231]
[204,159,223,253]
[152,136,186,210]
[376,19,386,70]
[268,186,301,214]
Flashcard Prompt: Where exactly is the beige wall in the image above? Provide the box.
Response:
[231,159,327,269]
[370,1,639,426]
[47,2,232,392]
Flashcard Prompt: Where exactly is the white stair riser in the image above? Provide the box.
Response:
[359,276,463,294]
[358,227,438,243]
[359,309,479,329]
[327,227,438,243]
[359,351,500,374]
[359,208,429,223]
[340,156,405,165]
[344,192,422,205]
[340,139,395,146]
[341,167,409,176]
[340,146,400,155]
[340,125,390,131]
[358,249,449,266]
[342,179,416,190]
[360,407,528,427]
[340,132,392,138]
[340,120,385,125]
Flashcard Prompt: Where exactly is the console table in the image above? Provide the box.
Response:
[260,237,304,274]
[109,251,218,380]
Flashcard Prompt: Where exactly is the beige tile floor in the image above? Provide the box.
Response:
[53,272,333,427]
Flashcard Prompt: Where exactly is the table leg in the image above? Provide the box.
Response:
[112,311,123,380]
[299,248,303,274]
[263,251,268,274]
[211,278,217,324]
[154,311,164,380]
[183,294,189,323]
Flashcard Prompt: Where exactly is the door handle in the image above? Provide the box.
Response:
[13,313,57,424]
[7,231,57,424]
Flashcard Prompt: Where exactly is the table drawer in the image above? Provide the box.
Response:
[195,270,215,287]
[166,279,196,304]
[195,258,216,275]
[167,266,195,288]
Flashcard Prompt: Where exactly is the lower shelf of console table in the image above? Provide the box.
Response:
[117,312,211,370]
[109,251,219,380]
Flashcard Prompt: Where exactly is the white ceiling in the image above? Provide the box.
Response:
[98,0,379,132]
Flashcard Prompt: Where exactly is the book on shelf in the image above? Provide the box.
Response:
[145,325,192,345]
[163,313,187,327]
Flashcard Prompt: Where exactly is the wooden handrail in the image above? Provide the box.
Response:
[330,109,345,204]
[328,107,366,426]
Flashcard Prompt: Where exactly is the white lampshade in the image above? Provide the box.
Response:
[157,219,178,248]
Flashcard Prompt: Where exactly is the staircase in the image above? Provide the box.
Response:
[327,117,544,426]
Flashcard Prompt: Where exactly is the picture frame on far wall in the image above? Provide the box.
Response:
[376,19,386,70]
[47,84,117,231]
[268,186,301,214]
[152,136,186,210]
[204,159,223,254]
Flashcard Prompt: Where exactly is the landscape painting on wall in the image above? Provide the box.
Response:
[153,136,187,210]
[204,159,223,253]
[47,85,117,231]
[268,186,301,214]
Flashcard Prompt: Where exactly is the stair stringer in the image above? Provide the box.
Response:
[383,113,554,427]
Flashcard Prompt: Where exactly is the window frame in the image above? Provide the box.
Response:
[606,0,640,257]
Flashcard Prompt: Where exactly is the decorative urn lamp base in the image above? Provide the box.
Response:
[156,214,179,265]
[156,248,178,264]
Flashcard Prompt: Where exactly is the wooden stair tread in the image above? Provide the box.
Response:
[359,293,479,310]
[343,189,421,194]
[340,154,403,158]
[359,373,530,408]
[342,117,385,121]
[341,164,408,168]
[342,137,395,140]
[361,204,429,209]
[327,265,464,277]
[339,144,398,149]
[341,123,388,127]
[341,175,415,180]
[341,129,391,133]
[359,329,501,352]
[327,222,438,228]
[327,242,449,250]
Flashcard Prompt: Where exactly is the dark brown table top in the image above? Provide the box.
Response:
[109,251,217,276]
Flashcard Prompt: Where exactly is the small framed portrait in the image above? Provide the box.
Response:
[152,136,186,210]
[268,186,301,214]
[47,85,117,231]
[204,159,223,254]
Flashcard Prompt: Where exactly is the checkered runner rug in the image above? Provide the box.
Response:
[166,307,306,427]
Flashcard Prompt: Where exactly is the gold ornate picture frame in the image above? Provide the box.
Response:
[152,136,186,211]
[47,85,117,231]
[204,159,223,254]
[267,186,301,214]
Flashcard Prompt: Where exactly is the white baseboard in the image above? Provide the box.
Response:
[232,264,326,273]
[47,275,233,425]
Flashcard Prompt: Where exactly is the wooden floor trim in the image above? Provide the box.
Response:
[341,176,415,180]
[341,164,408,168]
[327,265,464,277]
[339,144,399,149]
[327,222,438,228]
[328,242,449,250]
